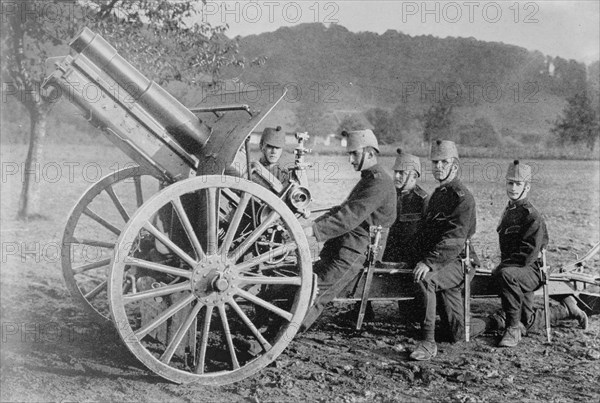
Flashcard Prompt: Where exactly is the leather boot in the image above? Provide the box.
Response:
[562,296,588,330]
[499,326,521,347]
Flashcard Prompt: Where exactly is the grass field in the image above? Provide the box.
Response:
[1,142,599,401]
[2,142,599,267]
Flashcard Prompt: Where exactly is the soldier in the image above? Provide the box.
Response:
[301,129,397,331]
[341,149,429,323]
[256,126,289,186]
[493,160,587,347]
[382,149,429,263]
[410,140,483,361]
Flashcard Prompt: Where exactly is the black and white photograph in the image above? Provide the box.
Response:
[1,1,599,401]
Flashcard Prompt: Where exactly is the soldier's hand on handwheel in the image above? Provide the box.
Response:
[413,262,431,283]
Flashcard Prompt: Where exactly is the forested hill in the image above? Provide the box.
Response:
[226,23,596,147]
[236,22,587,102]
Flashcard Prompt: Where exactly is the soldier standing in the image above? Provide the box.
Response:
[410,140,483,361]
[493,160,587,347]
[301,129,397,331]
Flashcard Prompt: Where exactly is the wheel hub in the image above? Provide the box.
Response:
[190,256,236,304]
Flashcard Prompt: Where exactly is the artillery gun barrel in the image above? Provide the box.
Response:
[70,27,210,155]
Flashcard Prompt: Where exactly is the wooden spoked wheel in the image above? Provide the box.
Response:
[61,166,165,321]
[108,175,312,385]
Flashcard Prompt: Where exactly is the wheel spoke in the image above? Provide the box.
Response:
[229,299,272,351]
[206,188,219,256]
[134,175,144,207]
[69,237,115,249]
[105,185,130,222]
[73,258,112,274]
[195,305,214,374]
[235,243,297,272]
[238,275,302,286]
[172,197,205,261]
[236,288,293,322]
[160,302,202,364]
[218,304,240,370]
[219,192,251,256]
[124,257,192,279]
[229,210,279,261]
[123,281,191,303]
[84,280,107,300]
[83,207,121,236]
[134,293,195,339]
[144,222,197,268]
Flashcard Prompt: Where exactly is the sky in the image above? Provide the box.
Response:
[199,0,600,64]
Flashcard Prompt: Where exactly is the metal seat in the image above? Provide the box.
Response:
[539,249,552,342]
[355,225,390,330]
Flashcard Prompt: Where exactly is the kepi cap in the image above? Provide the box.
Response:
[343,129,380,153]
[261,126,285,148]
[393,148,421,176]
[506,160,532,182]
[430,139,459,161]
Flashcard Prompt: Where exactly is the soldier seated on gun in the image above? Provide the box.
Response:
[255,126,290,187]
[383,149,429,264]
[409,140,486,361]
[341,149,429,322]
[492,160,588,348]
[301,129,397,332]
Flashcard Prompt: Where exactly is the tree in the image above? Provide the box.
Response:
[336,114,371,133]
[365,107,395,144]
[2,0,243,219]
[294,90,328,135]
[551,92,600,150]
[420,100,454,142]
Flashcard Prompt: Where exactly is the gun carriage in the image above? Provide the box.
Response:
[46,28,600,386]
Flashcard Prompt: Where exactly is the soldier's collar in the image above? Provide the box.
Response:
[508,197,529,208]
[361,163,380,178]
[439,177,460,190]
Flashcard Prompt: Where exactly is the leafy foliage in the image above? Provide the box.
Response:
[551,93,600,150]
[337,114,371,133]
[1,0,246,218]
[2,0,244,93]
[420,100,454,142]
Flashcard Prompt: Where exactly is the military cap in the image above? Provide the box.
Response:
[342,129,380,153]
[393,148,421,176]
[261,126,285,148]
[430,139,459,161]
[505,160,532,182]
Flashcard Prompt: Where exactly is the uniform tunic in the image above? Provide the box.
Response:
[493,197,548,328]
[382,185,428,263]
[301,163,397,330]
[259,157,290,187]
[413,177,478,342]
[313,163,397,254]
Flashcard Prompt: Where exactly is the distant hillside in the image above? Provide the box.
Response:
[3,22,597,156]
[224,23,596,147]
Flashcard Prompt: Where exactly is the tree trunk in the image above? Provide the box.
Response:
[17,106,49,220]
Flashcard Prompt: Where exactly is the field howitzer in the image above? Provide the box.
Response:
[46,28,316,385]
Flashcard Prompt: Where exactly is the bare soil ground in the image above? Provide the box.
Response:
[1,144,599,402]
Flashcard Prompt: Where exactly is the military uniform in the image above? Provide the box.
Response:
[382,184,428,263]
[258,156,289,185]
[253,126,290,189]
[493,197,548,329]
[302,162,397,330]
[413,177,479,342]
